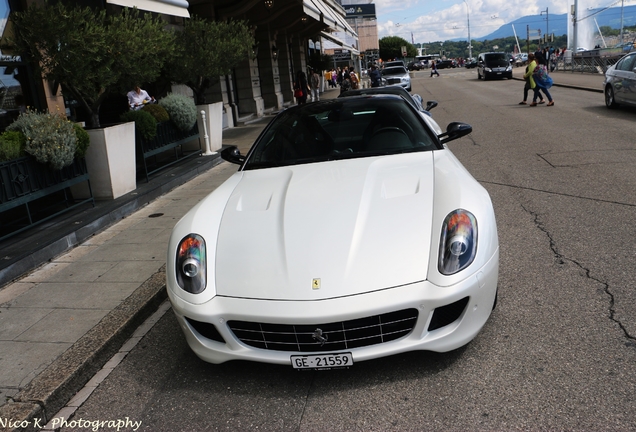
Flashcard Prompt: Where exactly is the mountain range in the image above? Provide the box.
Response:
[476,5,636,41]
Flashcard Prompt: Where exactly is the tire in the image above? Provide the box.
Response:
[605,85,619,109]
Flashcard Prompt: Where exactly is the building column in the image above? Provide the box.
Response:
[289,35,308,100]
[257,30,284,112]
[233,53,264,119]
[278,32,294,105]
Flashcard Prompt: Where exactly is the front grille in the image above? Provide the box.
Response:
[386,78,402,84]
[227,309,418,353]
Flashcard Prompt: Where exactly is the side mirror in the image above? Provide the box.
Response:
[437,122,472,145]
[425,100,438,112]
[221,145,245,165]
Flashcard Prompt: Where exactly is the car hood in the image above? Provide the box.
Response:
[214,153,435,300]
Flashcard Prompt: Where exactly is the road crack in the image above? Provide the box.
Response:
[521,204,636,346]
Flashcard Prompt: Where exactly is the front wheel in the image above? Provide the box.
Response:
[605,85,619,109]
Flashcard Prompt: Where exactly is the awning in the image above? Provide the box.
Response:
[320,31,359,55]
[106,0,190,18]
[305,0,357,40]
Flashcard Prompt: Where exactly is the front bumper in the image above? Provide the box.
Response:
[168,250,498,365]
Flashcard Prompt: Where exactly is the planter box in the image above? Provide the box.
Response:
[136,120,201,182]
[0,156,93,240]
[75,122,136,200]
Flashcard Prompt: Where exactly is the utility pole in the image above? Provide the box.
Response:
[540,8,549,45]
[463,0,472,59]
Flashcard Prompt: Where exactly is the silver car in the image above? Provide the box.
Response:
[604,52,636,109]
[381,66,411,92]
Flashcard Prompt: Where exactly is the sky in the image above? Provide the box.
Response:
[374,0,636,43]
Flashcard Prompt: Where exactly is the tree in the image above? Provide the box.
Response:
[11,3,175,128]
[379,36,417,61]
[165,16,254,105]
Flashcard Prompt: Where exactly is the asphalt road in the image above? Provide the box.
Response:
[59,69,636,431]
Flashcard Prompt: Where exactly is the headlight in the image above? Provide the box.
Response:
[438,209,477,275]
[176,234,207,293]
[485,67,492,72]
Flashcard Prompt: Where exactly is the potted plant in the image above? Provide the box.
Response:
[0,111,93,237]
[164,16,254,152]
[11,3,177,199]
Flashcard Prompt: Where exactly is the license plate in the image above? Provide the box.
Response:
[291,352,353,370]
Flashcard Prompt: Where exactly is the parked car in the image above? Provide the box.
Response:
[167,95,499,368]
[604,51,636,109]
[476,52,513,80]
[464,59,478,69]
[407,61,423,71]
[383,60,405,68]
[436,59,455,69]
[339,85,438,117]
[381,65,411,91]
[514,53,528,66]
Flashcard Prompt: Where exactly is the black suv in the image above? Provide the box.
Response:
[476,52,513,80]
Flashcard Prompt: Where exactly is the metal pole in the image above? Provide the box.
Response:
[463,0,472,59]
[200,110,215,156]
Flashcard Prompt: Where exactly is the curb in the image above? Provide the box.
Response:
[0,267,168,432]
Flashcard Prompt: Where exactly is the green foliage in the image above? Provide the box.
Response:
[379,36,417,61]
[120,110,157,141]
[307,52,333,72]
[419,34,569,59]
[0,131,26,162]
[159,94,197,132]
[165,16,254,104]
[73,124,90,159]
[11,3,176,128]
[142,104,170,123]
[7,111,77,170]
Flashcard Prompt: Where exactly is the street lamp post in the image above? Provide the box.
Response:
[463,0,472,59]
[540,7,549,43]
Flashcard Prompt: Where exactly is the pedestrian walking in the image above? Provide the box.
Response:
[293,70,309,105]
[309,68,320,102]
[530,53,554,106]
[369,64,382,87]
[519,53,544,105]
[430,61,440,77]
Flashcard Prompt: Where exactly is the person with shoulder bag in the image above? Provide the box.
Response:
[530,53,554,106]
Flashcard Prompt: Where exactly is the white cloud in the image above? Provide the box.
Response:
[374,0,573,41]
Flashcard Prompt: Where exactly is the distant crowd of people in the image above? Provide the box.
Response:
[293,66,362,104]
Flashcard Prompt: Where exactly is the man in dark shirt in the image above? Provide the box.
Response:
[369,64,381,87]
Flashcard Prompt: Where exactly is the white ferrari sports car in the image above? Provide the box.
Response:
[167,95,499,369]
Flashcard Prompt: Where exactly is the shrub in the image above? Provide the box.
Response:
[0,130,26,162]
[7,110,77,170]
[120,109,157,141]
[73,124,90,158]
[159,93,197,132]
[142,103,170,123]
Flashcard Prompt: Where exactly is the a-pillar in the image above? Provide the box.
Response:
[257,30,284,111]
[233,52,265,120]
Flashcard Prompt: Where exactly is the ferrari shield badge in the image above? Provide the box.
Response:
[312,278,321,290]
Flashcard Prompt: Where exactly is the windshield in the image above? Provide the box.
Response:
[244,97,439,170]
[484,53,508,63]
[382,67,407,76]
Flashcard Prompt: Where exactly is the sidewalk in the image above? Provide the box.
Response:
[0,88,342,431]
